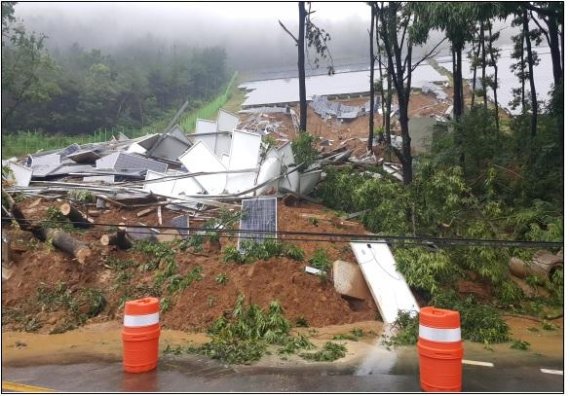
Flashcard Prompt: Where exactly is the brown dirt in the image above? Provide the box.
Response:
[2,197,378,334]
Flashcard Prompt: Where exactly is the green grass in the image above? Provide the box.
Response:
[179,71,239,132]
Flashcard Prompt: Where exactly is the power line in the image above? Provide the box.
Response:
[4,217,562,249]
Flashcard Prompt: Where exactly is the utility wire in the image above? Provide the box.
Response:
[3,217,562,249]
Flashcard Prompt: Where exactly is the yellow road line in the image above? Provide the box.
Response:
[2,381,55,393]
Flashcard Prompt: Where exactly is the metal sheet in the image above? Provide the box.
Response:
[196,119,217,133]
[299,170,322,195]
[228,130,261,171]
[97,152,168,174]
[143,170,175,196]
[350,242,419,324]
[225,172,257,195]
[178,141,227,195]
[238,197,277,250]
[5,162,32,187]
[216,109,240,132]
[83,175,115,183]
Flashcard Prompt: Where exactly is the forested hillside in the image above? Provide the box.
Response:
[1,2,229,135]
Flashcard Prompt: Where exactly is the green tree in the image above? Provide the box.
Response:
[1,6,59,129]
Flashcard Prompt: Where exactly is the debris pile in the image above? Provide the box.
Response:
[310,95,379,120]
[2,109,326,218]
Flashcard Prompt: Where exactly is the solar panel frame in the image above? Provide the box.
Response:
[238,197,277,251]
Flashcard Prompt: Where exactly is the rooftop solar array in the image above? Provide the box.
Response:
[238,197,277,250]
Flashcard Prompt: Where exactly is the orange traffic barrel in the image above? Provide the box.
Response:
[122,297,161,373]
[417,306,463,392]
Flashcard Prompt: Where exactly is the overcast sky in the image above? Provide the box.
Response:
[15,2,371,23]
[12,2,518,77]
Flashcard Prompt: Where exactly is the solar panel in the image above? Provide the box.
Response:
[238,197,277,250]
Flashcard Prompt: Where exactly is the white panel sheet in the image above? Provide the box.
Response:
[178,142,227,195]
[350,242,419,324]
[216,109,240,132]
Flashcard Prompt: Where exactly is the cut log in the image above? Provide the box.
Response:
[60,202,94,228]
[87,210,102,217]
[37,228,91,264]
[509,250,563,281]
[11,204,91,264]
[100,228,132,250]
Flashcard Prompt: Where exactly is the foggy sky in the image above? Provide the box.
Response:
[14,2,519,77]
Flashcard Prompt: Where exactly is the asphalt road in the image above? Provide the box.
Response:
[2,352,564,392]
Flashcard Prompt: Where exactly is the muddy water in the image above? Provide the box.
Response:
[2,317,563,368]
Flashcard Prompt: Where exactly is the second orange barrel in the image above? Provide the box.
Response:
[122,297,161,373]
[417,306,463,392]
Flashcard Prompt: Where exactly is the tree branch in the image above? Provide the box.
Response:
[278,20,298,44]
[530,11,552,48]
[411,37,446,72]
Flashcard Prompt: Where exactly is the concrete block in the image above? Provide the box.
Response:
[332,260,373,301]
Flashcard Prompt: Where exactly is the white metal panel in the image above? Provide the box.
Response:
[178,141,227,195]
[5,162,32,187]
[196,119,217,133]
[350,242,419,324]
[299,170,322,195]
[216,109,240,132]
[228,130,261,171]
[143,170,175,196]
[126,142,147,154]
[172,175,203,196]
[255,157,281,195]
[225,172,257,195]
[278,169,299,193]
[277,142,295,167]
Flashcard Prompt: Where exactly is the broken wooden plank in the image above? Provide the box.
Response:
[136,207,154,217]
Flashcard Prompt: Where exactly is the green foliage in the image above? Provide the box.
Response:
[394,247,456,295]
[166,267,203,294]
[308,248,331,272]
[35,282,106,332]
[188,296,314,365]
[431,291,510,343]
[223,240,305,264]
[215,273,229,285]
[385,311,420,346]
[299,341,347,362]
[333,328,365,341]
[291,133,318,171]
[40,206,73,231]
[68,189,95,203]
[295,316,309,327]
[510,339,530,351]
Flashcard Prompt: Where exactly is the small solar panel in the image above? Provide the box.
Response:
[238,197,277,250]
[168,215,190,237]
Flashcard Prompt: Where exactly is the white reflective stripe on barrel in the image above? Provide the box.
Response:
[419,324,461,342]
[123,312,159,327]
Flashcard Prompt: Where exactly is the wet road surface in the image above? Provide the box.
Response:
[2,347,563,392]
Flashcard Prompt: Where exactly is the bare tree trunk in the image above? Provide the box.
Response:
[523,10,538,138]
[480,22,488,110]
[471,37,481,108]
[487,21,500,132]
[298,1,307,133]
[368,4,375,151]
